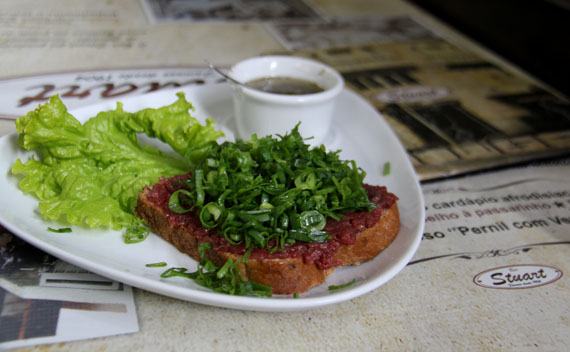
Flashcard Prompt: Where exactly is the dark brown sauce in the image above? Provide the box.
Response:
[246,77,324,95]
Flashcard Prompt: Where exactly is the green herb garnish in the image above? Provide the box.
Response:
[328,279,356,291]
[169,125,375,251]
[123,222,150,244]
[146,262,168,267]
[382,161,391,176]
[48,227,72,233]
[161,243,272,297]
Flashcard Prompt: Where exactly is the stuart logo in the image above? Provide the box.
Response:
[474,264,562,289]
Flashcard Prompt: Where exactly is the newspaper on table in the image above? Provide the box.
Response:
[398,159,569,350]
[0,228,138,349]
[417,158,570,271]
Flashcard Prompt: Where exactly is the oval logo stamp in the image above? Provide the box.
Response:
[373,86,450,103]
[474,264,562,289]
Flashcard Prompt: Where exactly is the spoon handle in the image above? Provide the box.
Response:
[204,60,244,87]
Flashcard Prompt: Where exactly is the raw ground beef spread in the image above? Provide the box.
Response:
[143,174,398,270]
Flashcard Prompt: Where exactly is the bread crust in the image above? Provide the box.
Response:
[334,204,400,266]
[135,188,399,294]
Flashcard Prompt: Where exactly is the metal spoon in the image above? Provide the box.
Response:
[204,60,247,88]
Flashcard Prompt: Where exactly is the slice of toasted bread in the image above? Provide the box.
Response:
[135,181,399,294]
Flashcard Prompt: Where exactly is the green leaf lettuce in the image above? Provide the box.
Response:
[12,92,224,230]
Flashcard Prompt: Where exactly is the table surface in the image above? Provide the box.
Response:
[1,1,569,351]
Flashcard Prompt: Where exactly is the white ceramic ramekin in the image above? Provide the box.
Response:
[228,55,344,145]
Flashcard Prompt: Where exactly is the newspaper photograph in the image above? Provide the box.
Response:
[0,228,138,349]
[140,0,323,23]
[290,38,570,180]
[266,15,437,51]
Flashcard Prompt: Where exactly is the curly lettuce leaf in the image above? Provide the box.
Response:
[12,92,224,230]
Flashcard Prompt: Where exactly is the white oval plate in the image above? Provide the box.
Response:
[0,84,424,312]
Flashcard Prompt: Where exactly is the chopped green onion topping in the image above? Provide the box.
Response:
[382,161,391,176]
[169,125,375,251]
[123,223,150,244]
[161,242,272,297]
[328,279,356,291]
[168,189,195,214]
[48,227,72,233]
[146,262,167,267]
